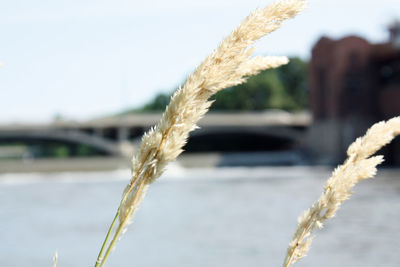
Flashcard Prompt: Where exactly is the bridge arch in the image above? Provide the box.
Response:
[0,129,122,157]
[184,127,303,152]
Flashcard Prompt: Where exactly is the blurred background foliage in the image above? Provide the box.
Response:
[130,57,308,113]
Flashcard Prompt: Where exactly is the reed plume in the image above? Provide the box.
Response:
[284,116,400,267]
[95,1,306,266]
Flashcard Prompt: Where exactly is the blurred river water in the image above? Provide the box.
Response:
[1,165,400,267]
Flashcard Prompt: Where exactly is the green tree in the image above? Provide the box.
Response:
[142,93,170,111]
[211,57,308,111]
[134,57,308,112]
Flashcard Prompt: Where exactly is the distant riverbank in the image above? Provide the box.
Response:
[0,151,308,173]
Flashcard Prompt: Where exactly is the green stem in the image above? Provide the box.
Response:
[94,189,134,267]
[95,120,172,266]
[95,180,146,267]
[99,183,144,267]
[98,223,125,267]
[94,210,120,267]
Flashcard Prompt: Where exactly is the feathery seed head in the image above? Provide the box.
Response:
[119,0,306,228]
[284,116,400,266]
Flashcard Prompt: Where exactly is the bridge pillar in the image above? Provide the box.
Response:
[94,128,104,137]
[117,127,129,143]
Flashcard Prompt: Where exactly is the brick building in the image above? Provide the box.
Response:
[308,25,400,165]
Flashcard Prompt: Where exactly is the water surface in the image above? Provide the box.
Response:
[1,165,399,267]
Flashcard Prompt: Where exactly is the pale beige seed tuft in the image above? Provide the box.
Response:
[284,116,400,267]
[118,0,306,227]
[95,1,307,265]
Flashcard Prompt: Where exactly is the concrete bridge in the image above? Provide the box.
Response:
[0,110,311,157]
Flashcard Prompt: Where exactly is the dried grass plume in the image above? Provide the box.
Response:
[121,0,305,226]
[284,116,400,267]
[95,1,306,266]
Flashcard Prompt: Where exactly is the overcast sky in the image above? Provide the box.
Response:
[1,0,399,123]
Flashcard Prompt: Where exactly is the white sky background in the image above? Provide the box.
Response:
[1,0,399,123]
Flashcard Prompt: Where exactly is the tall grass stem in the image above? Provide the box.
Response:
[94,1,306,265]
